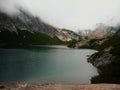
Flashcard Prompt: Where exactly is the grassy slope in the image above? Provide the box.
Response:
[0,29,64,47]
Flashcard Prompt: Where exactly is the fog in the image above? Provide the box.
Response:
[0,0,120,31]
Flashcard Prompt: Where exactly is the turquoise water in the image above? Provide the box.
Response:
[0,45,98,84]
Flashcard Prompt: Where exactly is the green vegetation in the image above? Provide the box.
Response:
[88,52,102,62]
[110,46,120,55]
[62,29,79,36]
[84,36,89,40]
[67,39,78,47]
[91,55,120,84]
[0,28,64,47]
[95,37,120,50]
[90,32,120,84]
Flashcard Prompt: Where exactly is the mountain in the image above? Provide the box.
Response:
[77,29,92,36]
[77,24,119,39]
[68,24,120,48]
[88,29,120,83]
[67,23,120,83]
[90,24,119,39]
[0,8,79,46]
[57,29,79,41]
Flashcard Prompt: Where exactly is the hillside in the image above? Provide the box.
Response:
[0,9,79,47]
[68,25,120,84]
[68,24,119,49]
[90,24,118,39]
[88,30,120,83]
[77,24,119,39]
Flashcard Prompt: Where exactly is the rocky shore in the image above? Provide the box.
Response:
[69,30,120,83]
[87,30,120,83]
[0,82,120,90]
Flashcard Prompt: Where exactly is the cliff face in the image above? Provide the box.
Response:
[56,29,79,41]
[87,30,120,83]
[0,9,79,45]
[88,47,113,68]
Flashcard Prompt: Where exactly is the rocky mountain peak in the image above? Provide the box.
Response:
[0,8,79,43]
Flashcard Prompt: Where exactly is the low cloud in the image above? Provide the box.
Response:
[0,0,19,15]
[0,0,120,31]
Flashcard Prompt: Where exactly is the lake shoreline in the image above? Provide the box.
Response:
[0,44,68,48]
[0,82,120,90]
[0,46,98,84]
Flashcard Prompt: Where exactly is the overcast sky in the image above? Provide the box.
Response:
[0,0,120,31]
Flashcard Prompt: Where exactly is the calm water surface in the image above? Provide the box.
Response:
[0,45,98,84]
